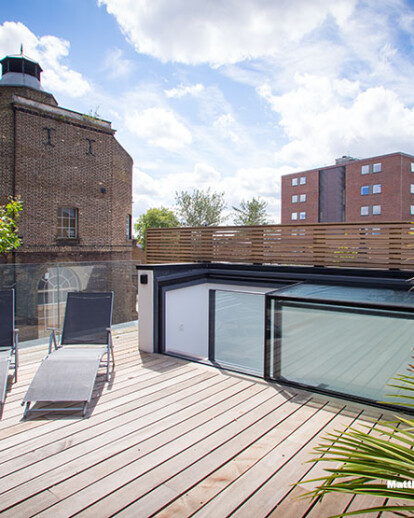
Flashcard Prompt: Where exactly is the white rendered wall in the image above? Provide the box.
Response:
[165,283,270,360]
[137,270,154,352]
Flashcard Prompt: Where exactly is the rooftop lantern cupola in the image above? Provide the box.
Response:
[0,45,43,91]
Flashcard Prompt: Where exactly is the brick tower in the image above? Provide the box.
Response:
[0,51,133,263]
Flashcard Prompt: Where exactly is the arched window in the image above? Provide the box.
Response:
[37,267,80,337]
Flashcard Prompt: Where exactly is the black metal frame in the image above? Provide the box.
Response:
[137,262,414,413]
[266,289,414,414]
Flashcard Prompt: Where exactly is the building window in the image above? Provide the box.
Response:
[411,184,414,194]
[361,186,370,195]
[361,165,369,175]
[292,178,298,186]
[411,163,414,173]
[299,194,306,202]
[372,205,381,215]
[291,212,298,220]
[126,215,132,239]
[373,163,382,173]
[360,206,369,216]
[299,176,306,185]
[57,208,78,238]
[292,195,298,203]
[373,184,382,194]
[411,205,414,215]
[299,212,306,220]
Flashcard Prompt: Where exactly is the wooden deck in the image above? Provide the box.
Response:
[0,324,400,517]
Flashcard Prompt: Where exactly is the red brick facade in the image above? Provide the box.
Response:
[281,153,414,224]
[0,83,133,263]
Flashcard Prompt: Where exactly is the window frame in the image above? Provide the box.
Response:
[299,176,307,185]
[292,195,298,203]
[299,211,306,220]
[57,207,78,239]
[373,163,382,173]
[361,165,370,175]
[291,212,298,221]
[372,184,382,194]
[292,178,298,186]
[299,194,306,203]
[361,186,370,196]
[372,205,381,215]
[360,206,369,216]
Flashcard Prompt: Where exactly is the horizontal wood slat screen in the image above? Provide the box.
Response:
[146,222,414,270]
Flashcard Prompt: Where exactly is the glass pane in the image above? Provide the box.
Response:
[0,261,138,346]
[214,290,264,376]
[275,282,414,308]
[279,302,414,403]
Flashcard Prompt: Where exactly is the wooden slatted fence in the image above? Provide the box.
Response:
[145,222,414,269]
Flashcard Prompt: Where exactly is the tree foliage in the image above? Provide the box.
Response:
[232,197,270,225]
[175,189,226,227]
[134,207,179,249]
[0,196,22,254]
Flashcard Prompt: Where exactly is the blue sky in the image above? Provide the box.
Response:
[1,0,414,224]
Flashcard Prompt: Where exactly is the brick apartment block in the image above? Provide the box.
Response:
[281,152,414,224]
[0,52,133,263]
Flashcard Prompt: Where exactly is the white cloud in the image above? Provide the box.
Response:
[126,107,192,151]
[132,162,292,223]
[165,83,204,98]
[98,0,355,66]
[0,22,90,97]
[103,48,134,79]
[258,74,414,167]
[213,114,240,144]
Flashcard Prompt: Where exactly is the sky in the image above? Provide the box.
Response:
[1,0,414,225]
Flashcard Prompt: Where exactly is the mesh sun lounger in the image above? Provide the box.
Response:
[22,291,114,418]
[0,289,18,419]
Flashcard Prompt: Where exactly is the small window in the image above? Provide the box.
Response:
[373,184,381,194]
[361,165,369,175]
[291,212,298,220]
[299,194,306,202]
[373,163,382,173]
[361,186,370,195]
[372,205,381,215]
[411,205,414,215]
[360,206,369,216]
[57,208,78,238]
[411,163,414,173]
[126,214,132,239]
[292,195,298,203]
[411,184,414,194]
[299,176,306,185]
[299,211,306,220]
[292,178,298,186]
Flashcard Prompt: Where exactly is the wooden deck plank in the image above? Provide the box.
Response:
[0,325,409,518]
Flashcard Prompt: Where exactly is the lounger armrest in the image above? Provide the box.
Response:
[48,329,59,354]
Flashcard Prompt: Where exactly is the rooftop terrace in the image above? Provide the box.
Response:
[0,324,401,517]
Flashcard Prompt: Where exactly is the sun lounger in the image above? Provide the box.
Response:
[0,289,18,418]
[22,291,114,418]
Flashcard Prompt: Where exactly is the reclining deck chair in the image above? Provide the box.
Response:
[0,289,18,419]
[22,291,114,418]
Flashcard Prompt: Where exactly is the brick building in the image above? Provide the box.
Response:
[0,52,136,338]
[281,152,414,224]
[0,52,133,263]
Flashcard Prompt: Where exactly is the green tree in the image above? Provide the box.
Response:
[232,197,270,225]
[0,196,22,254]
[175,189,226,226]
[134,207,179,250]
